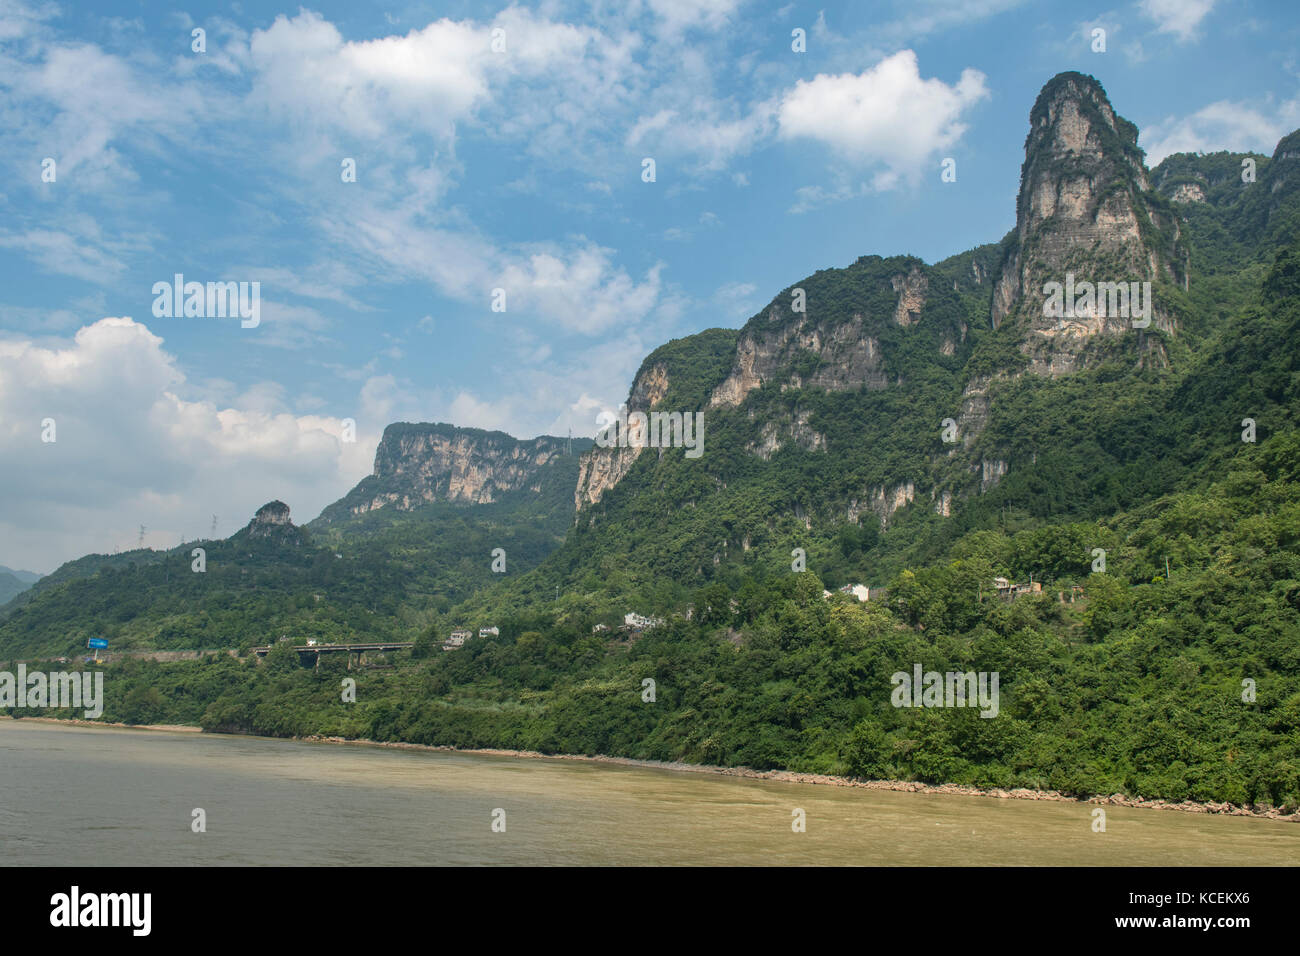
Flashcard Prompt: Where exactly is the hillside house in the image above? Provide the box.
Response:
[624,612,664,631]
[838,584,871,602]
[994,577,1042,600]
[443,629,473,650]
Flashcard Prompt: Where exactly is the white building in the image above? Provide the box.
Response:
[443,628,472,650]
[479,626,499,638]
[624,612,664,630]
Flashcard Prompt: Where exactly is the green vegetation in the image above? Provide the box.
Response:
[14,428,1298,808]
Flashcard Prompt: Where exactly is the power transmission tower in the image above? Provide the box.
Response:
[211,515,219,539]
[138,525,146,549]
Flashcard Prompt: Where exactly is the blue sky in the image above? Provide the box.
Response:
[1,0,1298,571]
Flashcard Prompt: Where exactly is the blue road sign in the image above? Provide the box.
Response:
[88,638,109,649]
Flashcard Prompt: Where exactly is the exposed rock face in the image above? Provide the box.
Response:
[574,363,671,510]
[847,481,916,529]
[990,72,1185,375]
[346,424,569,516]
[709,281,936,411]
[1170,182,1206,203]
[748,409,826,460]
[957,375,995,448]
[980,459,1008,492]
[892,265,928,326]
[933,489,953,517]
[748,408,826,460]
[245,500,305,544]
[251,500,290,529]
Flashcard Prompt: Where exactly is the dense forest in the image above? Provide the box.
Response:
[12,424,1299,807]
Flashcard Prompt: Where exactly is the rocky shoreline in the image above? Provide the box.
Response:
[296,734,1300,823]
[8,716,1295,822]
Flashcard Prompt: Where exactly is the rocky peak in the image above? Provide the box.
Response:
[253,500,291,525]
[244,500,304,544]
[991,72,1185,374]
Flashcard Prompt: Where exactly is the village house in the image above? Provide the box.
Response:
[823,584,877,602]
[624,612,664,631]
[443,628,473,650]
[479,626,499,638]
[993,577,1042,600]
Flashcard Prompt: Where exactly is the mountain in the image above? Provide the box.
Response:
[6,69,1297,644]
[319,423,587,523]
[0,565,41,606]
[6,73,1300,810]
[0,427,592,657]
[0,565,42,585]
[472,70,1249,620]
[0,572,29,606]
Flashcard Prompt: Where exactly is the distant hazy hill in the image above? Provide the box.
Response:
[0,564,41,606]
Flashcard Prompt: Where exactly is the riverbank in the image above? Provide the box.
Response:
[300,734,1300,822]
[0,715,201,733]
[10,714,1288,822]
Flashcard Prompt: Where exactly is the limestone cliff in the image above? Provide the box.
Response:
[709,297,898,411]
[318,423,585,523]
[990,72,1186,375]
[574,362,670,510]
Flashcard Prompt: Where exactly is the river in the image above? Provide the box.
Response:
[2,720,1295,865]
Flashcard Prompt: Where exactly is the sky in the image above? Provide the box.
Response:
[1,0,1298,573]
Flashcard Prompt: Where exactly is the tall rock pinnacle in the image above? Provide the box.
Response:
[990,72,1187,375]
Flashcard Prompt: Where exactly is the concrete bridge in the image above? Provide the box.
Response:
[251,641,414,668]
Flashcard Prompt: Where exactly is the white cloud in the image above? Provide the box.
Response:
[7,41,206,186]
[777,51,988,183]
[0,317,374,571]
[500,244,664,336]
[1139,0,1216,42]
[0,226,127,281]
[646,0,746,35]
[627,100,776,172]
[1141,96,1300,165]
[713,280,760,319]
[330,189,666,336]
[246,10,488,144]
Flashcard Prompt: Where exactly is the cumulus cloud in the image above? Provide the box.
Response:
[499,245,664,336]
[1141,96,1300,165]
[0,317,374,571]
[777,50,988,187]
[245,10,489,145]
